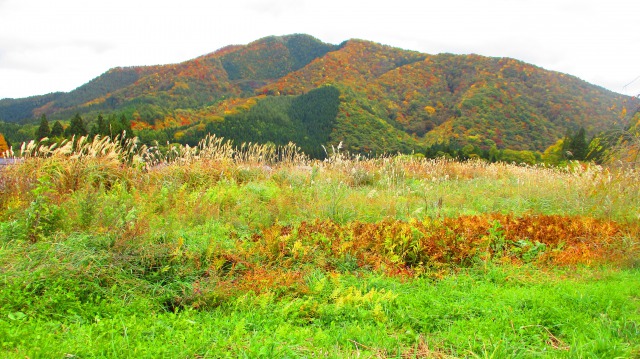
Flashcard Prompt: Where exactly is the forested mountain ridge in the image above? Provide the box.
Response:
[0,34,336,123]
[0,34,637,155]
[260,41,636,151]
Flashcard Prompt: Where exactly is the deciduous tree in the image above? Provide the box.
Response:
[0,133,9,155]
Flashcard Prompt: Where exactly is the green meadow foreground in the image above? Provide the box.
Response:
[1,137,639,358]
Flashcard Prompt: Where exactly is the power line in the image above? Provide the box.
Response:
[623,75,640,91]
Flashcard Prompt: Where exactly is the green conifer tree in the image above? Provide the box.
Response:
[50,121,64,138]
[119,114,132,138]
[35,114,51,140]
[106,114,121,137]
[65,113,87,137]
[571,128,588,161]
[89,113,109,139]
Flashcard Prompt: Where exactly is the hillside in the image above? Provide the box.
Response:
[0,34,637,154]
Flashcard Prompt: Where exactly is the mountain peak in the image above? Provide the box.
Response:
[1,34,637,155]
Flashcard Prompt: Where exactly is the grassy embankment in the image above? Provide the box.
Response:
[1,136,639,358]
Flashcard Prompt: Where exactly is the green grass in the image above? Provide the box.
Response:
[2,266,639,358]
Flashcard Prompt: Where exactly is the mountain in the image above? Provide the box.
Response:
[1,34,637,155]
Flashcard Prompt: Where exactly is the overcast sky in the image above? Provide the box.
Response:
[0,0,638,100]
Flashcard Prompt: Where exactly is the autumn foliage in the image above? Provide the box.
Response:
[0,133,8,155]
[2,34,638,159]
[143,212,637,310]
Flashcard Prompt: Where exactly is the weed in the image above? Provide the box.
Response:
[24,175,63,242]
[487,220,506,257]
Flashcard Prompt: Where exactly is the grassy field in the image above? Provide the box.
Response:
[1,136,639,358]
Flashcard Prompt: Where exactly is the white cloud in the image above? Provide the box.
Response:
[0,0,638,99]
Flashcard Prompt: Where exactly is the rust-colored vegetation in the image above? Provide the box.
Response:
[184,214,637,305]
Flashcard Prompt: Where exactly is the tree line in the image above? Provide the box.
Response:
[34,113,133,143]
[10,100,639,168]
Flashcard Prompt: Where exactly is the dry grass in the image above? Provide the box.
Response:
[2,134,639,224]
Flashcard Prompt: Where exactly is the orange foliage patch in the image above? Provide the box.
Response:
[177,214,637,308]
[260,214,637,272]
[131,120,152,131]
[217,268,308,297]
